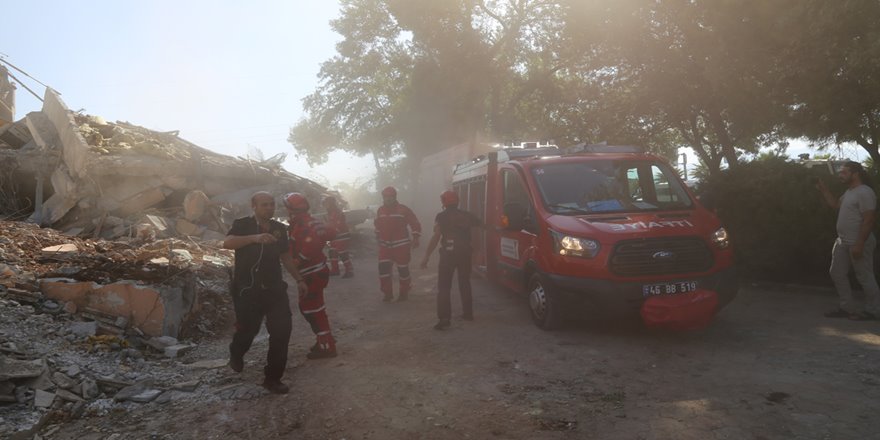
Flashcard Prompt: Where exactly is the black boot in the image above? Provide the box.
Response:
[262,379,289,394]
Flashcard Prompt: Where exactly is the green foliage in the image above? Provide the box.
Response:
[779,0,880,164]
[703,159,840,283]
[291,0,880,191]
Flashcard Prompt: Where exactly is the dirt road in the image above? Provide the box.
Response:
[51,234,880,439]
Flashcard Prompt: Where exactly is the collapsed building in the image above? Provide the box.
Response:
[0,87,359,340]
[0,89,338,232]
[0,82,370,435]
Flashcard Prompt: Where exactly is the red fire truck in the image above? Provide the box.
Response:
[451,144,737,330]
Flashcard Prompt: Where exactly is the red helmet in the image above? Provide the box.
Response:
[283,192,309,212]
[322,195,338,208]
[381,186,397,198]
[441,190,459,207]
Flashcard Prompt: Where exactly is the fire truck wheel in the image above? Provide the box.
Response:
[528,273,562,330]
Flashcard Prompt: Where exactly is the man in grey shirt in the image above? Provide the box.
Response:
[817,161,880,320]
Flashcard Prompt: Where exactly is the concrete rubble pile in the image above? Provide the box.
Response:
[0,288,262,439]
[0,220,233,339]
[0,221,270,439]
[0,87,364,438]
[0,88,337,236]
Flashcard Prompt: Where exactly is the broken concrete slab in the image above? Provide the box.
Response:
[146,214,171,230]
[0,380,15,402]
[175,218,204,237]
[40,278,194,337]
[183,190,210,222]
[163,344,195,359]
[0,356,45,381]
[33,168,79,225]
[129,389,162,403]
[55,389,83,402]
[68,321,97,338]
[43,89,90,179]
[170,249,193,262]
[115,187,172,217]
[113,383,161,403]
[51,372,77,390]
[33,390,55,408]
[170,380,200,392]
[65,365,81,378]
[0,118,32,149]
[112,383,146,402]
[154,390,178,404]
[144,336,178,351]
[24,111,59,154]
[40,244,78,258]
[80,379,99,399]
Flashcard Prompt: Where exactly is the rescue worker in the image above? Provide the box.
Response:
[322,196,354,278]
[223,191,309,394]
[374,186,421,302]
[419,190,482,330]
[284,192,339,359]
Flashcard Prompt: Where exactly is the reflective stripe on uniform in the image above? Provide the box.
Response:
[302,305,326,314]
[300,262,327,275]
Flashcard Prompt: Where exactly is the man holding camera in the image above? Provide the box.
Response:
[816,161,880,321]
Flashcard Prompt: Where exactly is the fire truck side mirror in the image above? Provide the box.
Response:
[503,202,526,231]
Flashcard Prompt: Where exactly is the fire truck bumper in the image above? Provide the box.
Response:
[543,266,738,319]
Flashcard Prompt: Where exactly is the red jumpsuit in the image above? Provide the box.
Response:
[374,202,421,300]
[325,206,354,276]
[288,212,337,353]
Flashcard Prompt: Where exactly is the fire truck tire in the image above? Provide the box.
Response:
[528,273,563,330]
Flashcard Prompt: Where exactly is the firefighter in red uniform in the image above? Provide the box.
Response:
[284,193,338,359]
[420,190,482,330]
[322,196,354,278]
[374,186,422,302]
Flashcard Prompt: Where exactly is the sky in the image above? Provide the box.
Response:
[0,0,375,189]
[0,1,865,187]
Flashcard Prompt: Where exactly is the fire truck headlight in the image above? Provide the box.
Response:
[712,227,730,249]
[552,231,600,258]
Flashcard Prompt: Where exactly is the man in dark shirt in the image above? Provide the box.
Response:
[419,190,482,330]
[223,191,308,394]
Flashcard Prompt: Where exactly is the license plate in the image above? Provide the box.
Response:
[642,281,698,297]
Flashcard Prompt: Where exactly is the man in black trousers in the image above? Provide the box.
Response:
[223,191,309,394]
[420,190,482,330]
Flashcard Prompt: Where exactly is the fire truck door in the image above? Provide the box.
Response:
[497,169,537,293]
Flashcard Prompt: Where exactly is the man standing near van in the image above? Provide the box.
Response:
[375,186,421,302]
[816,161,880,320]
[420,190,482,330]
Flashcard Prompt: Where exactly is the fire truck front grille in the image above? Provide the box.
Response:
[609,237,713,276]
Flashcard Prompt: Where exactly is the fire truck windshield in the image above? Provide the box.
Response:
[531,160,693,214]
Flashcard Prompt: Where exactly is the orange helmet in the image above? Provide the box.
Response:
[441,190,459,207]
[322,195,338,209]
[381,186,397,198]
[283,192,309,212]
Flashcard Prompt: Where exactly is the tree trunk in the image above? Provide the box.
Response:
[371,148,386,190]
[706,110,738,168]
[679,119,721,176]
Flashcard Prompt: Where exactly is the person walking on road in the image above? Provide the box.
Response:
[323,196,354,278]
[223,191,309,394]
[374,186,421,302]
[420,190,482,330]
[816,161,880,320]
[285,192,339,359]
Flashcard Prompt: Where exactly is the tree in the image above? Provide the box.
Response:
[566,0,789,175]
[779,0,880,166]
[291,0,613,186]
[289,0,415,187]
